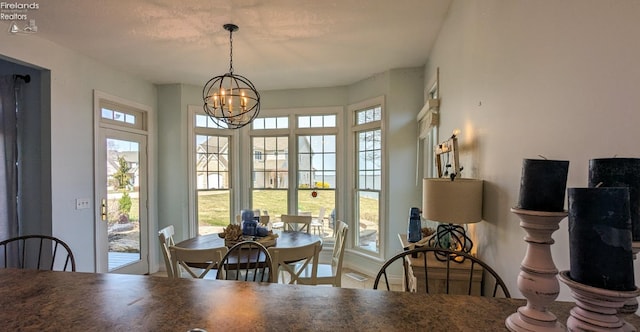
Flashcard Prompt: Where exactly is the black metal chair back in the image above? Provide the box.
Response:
[0,235,76,272]
[373,247,510,298]
[217,240,272,282]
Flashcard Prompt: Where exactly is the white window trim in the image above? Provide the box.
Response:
[348,96,386,259]
[187,105,239,238]
[187,105,343,239]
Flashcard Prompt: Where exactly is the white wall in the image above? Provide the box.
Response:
[425,0,640,300]
[0,33,157,272]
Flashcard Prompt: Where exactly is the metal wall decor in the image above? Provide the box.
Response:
[203,23,261,129]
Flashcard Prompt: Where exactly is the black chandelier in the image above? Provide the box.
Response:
[203,23,261,129]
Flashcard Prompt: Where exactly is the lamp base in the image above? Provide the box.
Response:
[427,223,473,262]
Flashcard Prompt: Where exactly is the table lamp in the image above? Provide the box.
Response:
[423,178,483,255]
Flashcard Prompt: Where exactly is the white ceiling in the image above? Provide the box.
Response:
[27,0,451,90]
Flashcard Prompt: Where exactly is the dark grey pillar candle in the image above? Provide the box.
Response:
[568,187,635,291]
[517,159,569,212]
[589,158,640,241]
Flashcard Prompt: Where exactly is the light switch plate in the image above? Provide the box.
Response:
[76,198,90,210]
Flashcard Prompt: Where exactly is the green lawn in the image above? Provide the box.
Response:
[110,190,379,228]
[196,189,378,227]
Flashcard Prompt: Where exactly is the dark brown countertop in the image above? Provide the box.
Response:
[0,269,638,331]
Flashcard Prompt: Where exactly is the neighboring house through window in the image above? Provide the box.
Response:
[191,112,234,235]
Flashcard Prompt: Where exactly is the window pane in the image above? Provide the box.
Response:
[365,131,374,150]
[265,117,277,129]
[324,136,336,152]
[373,107,381,121]
[297,133,336,240]
[311,154,323,170]
[373,171,381,190]
[355,106,382,254]
[356,106,381,125]
[277,117,288,128]
[100,104,143,129]
[298,116,310,128]
[197,190,230,235]
[323,156,335,170]
[298,136,311,153]
[209,158,219,172]
[196,114,208,128]
[324,171,336,187]
[253,171,265,188]
[365,151,374,169]
[125,114,136,124]
[196,172,207,189]
[324,115,336,127]
[373,130,381,149]
[253,190,288,219]
[253,118,265,130]
[365,171,374,189]
[310,115,323,127]
[195,134,230,190]
[358,132,367,150]
[273,171,287,188]
[219,136,228,149]
[358,151,366,168]
[357,111,366,125]
[191,114,233,237]
[102,108,113,119]
[298,171,312,188]
[253,137,265,150]
[298,115,336,128]
[253,136,288,189]
[309,135,321,149]
[298,190,336,237]
[276,137,288,150]
[213,120,229,129]
[357,191,379,252]
[196,114,228,128]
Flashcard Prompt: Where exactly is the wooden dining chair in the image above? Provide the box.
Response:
[373,247,510,298]
[170,246,228,279]
[217,241,273,282]
[0,235,76,272]
[281,214,312,233]
[298,221,348,287]
[259,215,270,226]
[268,240,321,285]
[158,225,175,278]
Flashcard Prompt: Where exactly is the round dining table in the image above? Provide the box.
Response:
[175,230,322,250]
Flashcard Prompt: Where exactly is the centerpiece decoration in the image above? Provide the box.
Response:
[219,210,279,248]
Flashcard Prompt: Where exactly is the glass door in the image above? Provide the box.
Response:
[96,128,148,274]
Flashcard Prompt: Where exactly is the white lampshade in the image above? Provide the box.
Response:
[422,178,483,224]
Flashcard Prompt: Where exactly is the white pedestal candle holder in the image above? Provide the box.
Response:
[559,270,640,331]
[506,208,567,332]
[619,242,640,315]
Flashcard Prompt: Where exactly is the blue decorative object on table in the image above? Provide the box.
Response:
[256,226,269,237]
[408,207,422,243]
[241,209,257,236]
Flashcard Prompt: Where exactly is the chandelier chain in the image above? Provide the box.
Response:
[228,27,234,74]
